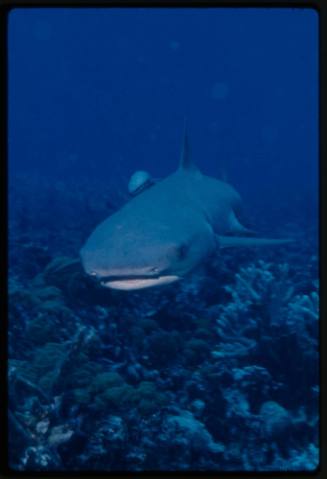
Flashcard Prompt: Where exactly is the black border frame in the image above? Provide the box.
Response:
[0,1,325,478]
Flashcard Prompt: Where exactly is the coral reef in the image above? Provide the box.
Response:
[8,176,319,472]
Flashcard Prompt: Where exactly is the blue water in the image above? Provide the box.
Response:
[8,7,319,472]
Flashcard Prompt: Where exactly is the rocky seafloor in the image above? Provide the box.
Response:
[8,175,319,472]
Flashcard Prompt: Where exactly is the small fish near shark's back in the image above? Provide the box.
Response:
[80,125,293,291]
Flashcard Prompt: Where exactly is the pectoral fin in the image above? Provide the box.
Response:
[218,235,293,249]
[228,211,255,236]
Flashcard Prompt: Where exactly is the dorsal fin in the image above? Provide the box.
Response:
[179,119,198,172]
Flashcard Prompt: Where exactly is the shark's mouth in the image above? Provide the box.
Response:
[100,274,180,291]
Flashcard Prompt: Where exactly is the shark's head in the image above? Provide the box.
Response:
[80,124,218,291]
[80,215,215,291]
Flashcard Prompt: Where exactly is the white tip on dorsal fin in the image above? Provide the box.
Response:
[179,118,199,173]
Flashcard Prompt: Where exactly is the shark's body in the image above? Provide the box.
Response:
[81,131,291,290]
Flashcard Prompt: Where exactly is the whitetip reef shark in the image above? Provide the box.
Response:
[80,128,291,291]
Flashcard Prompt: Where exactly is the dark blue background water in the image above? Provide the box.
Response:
[7,8,319,473]
[8,8,318,221]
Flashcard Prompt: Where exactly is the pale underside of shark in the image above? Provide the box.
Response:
[80,129,291,291]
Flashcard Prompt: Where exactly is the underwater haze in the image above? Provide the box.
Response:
[8,7,319,472]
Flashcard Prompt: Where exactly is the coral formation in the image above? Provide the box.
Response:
[8,176,319,472]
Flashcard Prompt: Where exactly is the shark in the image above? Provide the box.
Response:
[80,129,291,291]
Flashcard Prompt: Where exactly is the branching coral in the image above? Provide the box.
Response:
[286,284,319,353]
[213,260,318,360]
[221,260,295,324]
